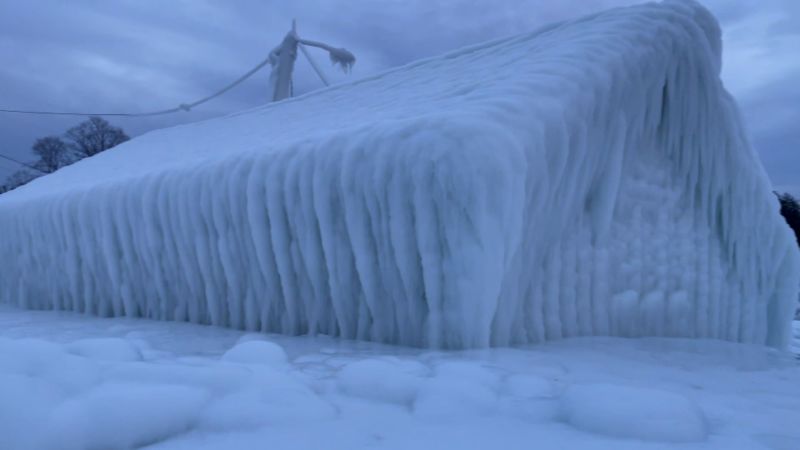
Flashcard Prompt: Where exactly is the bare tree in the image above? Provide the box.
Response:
[3,169,41,192]
[1,117,130,195]
[776,192,800,248]
[65,116,130,158]
[32,136,69,173]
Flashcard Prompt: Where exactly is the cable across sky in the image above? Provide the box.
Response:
[0,153,46,173]
[0,54,273,118]
[0,25,352,177]
[0,54,274,177]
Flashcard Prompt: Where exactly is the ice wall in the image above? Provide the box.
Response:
[1,0,797,348]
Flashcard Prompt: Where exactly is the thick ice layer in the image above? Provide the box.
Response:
[1,0,798,348]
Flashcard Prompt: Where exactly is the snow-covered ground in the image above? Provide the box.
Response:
[1,304,798,450]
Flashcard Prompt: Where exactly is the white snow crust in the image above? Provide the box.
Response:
[1,0,798,348]
[1,305,800,450]
[560,384,707,442]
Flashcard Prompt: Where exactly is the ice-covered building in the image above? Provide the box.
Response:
[1,0,797,348]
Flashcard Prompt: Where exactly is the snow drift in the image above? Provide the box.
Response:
[1,0,797,348]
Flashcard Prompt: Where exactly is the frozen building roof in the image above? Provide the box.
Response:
[1,0,797,348]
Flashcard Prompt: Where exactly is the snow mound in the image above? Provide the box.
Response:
[0,373,63,450]
[504,374,555,399]
[414,377,498,418]
[47,383,209,450]
[199,383,335,431]
[66,338,143,361]
[1,0,797,348]
[0,338,100,393]
[337,358,427,405]
[560,383,707,442]
[412,360,501,417]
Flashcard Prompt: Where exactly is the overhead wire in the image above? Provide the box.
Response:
[0,153,46,173]
[0,54,273,118]
[0,40,339,173]
[0,54,276,173]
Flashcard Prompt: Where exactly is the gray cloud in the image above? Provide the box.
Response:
[0,0,797,187]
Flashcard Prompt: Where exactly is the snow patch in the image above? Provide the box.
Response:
[0,338,101,393]
[221,340,288,366]
[337,358,427,405]
[559,383,707,443]
[414,377,498,418]
[199,375,335,430]
[1,304,799,449]
[66,338,143,361]
[504,374,555,399]
[46,383,209,450]
[0,373,63,450]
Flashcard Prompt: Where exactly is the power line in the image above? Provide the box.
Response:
[0,158,21,172]
[0,54,275,174]
[0,54,273,118]
[0,153,46,174]
[1,29,351,178]
[299,44,330,87]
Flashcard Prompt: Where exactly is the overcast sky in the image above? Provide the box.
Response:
[0,0,797,191]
